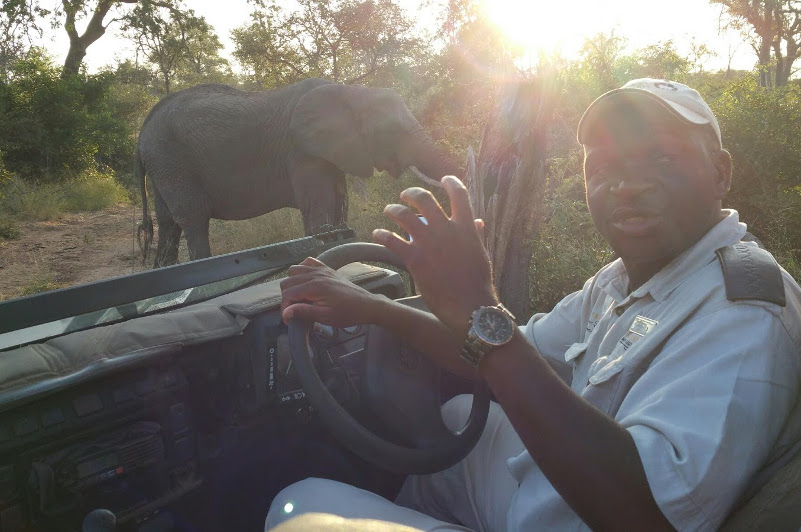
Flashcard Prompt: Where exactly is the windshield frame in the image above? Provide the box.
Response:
[0,227,355,339]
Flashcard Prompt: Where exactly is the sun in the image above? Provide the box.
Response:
[483,0,571,57]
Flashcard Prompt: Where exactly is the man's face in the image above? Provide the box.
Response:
[583,110,731,275]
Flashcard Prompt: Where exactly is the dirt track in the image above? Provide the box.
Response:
[0,204,148,301]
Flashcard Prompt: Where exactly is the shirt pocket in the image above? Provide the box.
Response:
[588,315,659,385]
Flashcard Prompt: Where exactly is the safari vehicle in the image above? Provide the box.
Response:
[0,227,490,532]
[1,230,800,532]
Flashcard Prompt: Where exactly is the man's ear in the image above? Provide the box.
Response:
[712,148,732,200]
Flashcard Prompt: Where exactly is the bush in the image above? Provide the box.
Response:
[19,276,61,297]
[0,176,64,221]
[530,162,613,312]
[0,49,134,182]
[711,77,801,281]
[62,170,130,212]
[0,216,20,239]
[0,172,130,221]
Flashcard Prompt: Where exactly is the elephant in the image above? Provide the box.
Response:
[135,78,461,267]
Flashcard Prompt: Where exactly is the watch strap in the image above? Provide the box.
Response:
[459,304,516,368]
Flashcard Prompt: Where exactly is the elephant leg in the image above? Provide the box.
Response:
[153,187,182,268]
[183,219,212,261]
[154,173,214,263]
[290,159,349,235]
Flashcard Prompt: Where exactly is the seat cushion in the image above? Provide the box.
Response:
[721,451,801,531]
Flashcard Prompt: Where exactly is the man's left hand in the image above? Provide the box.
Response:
[373,176,498,338]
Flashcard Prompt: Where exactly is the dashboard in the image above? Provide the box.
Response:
[0,265,407,532]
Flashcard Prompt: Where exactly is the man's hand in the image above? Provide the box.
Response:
[280,257,385,327]
[372,176,498,338]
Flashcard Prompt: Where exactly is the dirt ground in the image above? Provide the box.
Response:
[0,203,148,301]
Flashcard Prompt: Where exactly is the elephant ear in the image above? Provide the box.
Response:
[290,84,376,178]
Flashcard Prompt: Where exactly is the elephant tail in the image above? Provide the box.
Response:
[135,146,154,264]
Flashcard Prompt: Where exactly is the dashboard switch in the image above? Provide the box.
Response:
[41,408,65,427]
[13,417,37,437]
[73,394,103,417]
[170,403,187,433]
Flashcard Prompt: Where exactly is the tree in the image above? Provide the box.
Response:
[0,48,132,180]
[122,3,229,93]
[711,0,801,87]
[232,0,422,88]
[60,0,137,78]
[411,0,518,159]
[617,41,692,81]
[55,0,200,79]
[0,0,49,79]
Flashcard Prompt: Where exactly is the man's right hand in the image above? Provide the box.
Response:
[280,257,387,327]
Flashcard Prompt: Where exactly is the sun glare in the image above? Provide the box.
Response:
[483,0,571,57]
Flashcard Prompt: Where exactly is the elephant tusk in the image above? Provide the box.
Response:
[409,166,444,188]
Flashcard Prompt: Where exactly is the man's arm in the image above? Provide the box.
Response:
[280,260,476,379]
[373,177,674,530]
[479,331,674,530]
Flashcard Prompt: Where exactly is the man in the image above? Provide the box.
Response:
[267,79,801,531]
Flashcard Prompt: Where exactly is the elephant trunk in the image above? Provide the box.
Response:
[404,131,463,187]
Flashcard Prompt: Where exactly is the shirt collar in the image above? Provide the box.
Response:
[596,210,747,304]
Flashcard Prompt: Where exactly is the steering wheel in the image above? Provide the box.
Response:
[288,242,491,475]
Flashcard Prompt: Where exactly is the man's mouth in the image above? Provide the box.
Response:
[610,209,661,236]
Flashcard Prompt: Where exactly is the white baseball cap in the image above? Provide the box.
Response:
[577,78,722,148]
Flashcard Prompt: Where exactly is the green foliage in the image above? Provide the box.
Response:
[233,0,422,88]
[0,171,129,221]
[0,215,20,239]
[61,169,130,212]
[711,0,800,87]
[122,3,233,94]
[206,209,305,258]
[711,77,801,278]
[19,276,61,296]
[0,49,132,182]
[0,176,64,221]
[530,156,613,311]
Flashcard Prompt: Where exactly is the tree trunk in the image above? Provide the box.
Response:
[61,0,139,78]
[465,71,560,320]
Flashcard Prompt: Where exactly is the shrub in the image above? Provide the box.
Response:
[19,276,61,297]
[0,49,134,183]
[0,176,63,221]
[61,169,130,212]
[0,216,20,239]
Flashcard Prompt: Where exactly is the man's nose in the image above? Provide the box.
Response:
[609,167,654,198]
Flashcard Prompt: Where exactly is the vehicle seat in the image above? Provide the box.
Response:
[720,447,801,530]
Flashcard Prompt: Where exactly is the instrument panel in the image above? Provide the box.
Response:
[0,314,378,532]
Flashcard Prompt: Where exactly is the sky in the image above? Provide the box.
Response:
[39,0,757,74]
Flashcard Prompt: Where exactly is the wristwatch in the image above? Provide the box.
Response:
[460,304,516,368]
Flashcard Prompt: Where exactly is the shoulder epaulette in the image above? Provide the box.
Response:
[715,242,786,307]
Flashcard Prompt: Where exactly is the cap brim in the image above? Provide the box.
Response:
[577,88,710,145]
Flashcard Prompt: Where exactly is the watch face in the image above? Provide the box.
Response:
[474,307,514,345]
